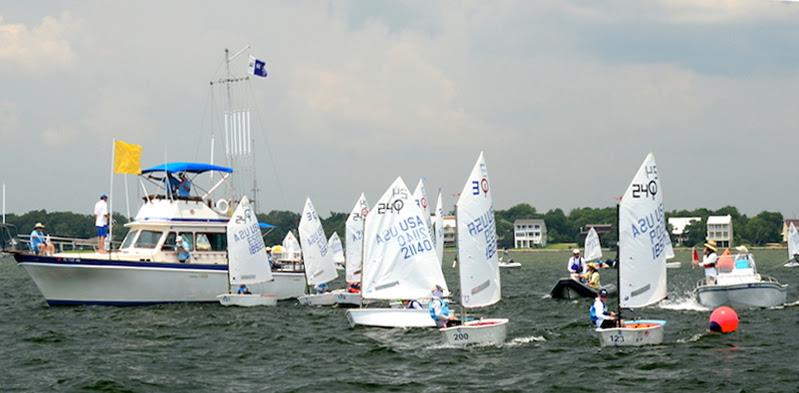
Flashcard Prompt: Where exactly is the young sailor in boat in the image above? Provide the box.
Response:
[403,299,424,310]
[314,282,330,294]
[429,285,454,328]
[567,248,586,280]
[589,289,617,329]
[584,263,601,290]
[236,284,252,295]
[701,240,719,284]
[347,281,361,293]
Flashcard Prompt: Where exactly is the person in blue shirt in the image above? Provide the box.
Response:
[30,223,55,255]
[236,284,252,294]
[428,285,452,328]
[177,172,192,198]
[589,288,617,329]
[176,235,191,263]
[314,282,329,294]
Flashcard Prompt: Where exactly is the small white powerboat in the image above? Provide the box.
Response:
[666,261,682,269]
[498,261,521,268]
[695,251,787,308]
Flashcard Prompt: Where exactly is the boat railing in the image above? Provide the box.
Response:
[16,234,120,253]
[272,258,305,273]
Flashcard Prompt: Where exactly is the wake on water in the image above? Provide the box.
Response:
[658,292,710,312]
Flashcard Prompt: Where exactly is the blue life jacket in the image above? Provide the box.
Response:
[589,300,609,324]
[570,257,583,273]
[429,298,449,320]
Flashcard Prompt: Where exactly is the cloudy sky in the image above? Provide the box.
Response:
[1,1,798,219]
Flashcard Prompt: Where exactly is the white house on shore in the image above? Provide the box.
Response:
[668,217,700,246]
[442,215,456,246]
[514,219,547,248]
[707,215,733,248]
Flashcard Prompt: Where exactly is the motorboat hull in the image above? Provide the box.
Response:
[345,308,435,328]
[298,289,362,307]
[15,254,306,305]
[217,293,277,307]
[440,318,509,346]
[695,281,787,308]
[550,278,617,300]
[596,320,665,347]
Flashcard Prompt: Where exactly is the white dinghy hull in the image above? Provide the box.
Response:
[298,289,362,307]
[498,262,521,269]
[16,255,305,305]
[440,318,509,346]
[596,320,665,347]
[346,308,435,328]
[695,281,787,308]
[217,293,277,307]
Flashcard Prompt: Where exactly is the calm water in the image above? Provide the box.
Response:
[1,250,798,392]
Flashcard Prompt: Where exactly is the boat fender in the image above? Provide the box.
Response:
[215,199,229,213]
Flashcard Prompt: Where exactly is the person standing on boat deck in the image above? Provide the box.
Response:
[567,249,586,279]
[177,172,192,198]
[428,285,452,328]
[175,235,191,263]
[589,289,617,329]
[701,240,719,284]
[30,223,55,255]
[94,194,109,253]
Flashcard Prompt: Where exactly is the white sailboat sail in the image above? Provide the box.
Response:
[328,232,345,265]
[456,152,501,308]
[618,153,668,308]
[789,223,799,258]
[345,193,369,283]
[282,231,302,261]
[413,179,433,233]
[362,177,448,300]
[584,226,603,262]
[432,191,445,265]
[298,198,338,286]
[227,196,273,285]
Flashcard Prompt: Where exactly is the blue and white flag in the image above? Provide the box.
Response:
[248,55,268,78]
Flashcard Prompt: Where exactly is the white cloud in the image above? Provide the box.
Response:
[0,13,81,76]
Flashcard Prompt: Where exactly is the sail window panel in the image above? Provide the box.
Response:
[134,230,164,249]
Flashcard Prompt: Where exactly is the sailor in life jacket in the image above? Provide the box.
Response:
[567,248,586,279]
[589,288,617,329]
[428,285,451,328]
[701,240,719,283]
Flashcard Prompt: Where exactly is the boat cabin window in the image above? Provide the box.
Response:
[162,232,194,251]
[196,233,226,251]
[121,230,138,249]
[134,230,163,249]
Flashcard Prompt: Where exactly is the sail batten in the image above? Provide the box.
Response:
[298,198,338,286]
[456,152,501,309]
[362,177,448,300]
[226,196,272,285]
[618,153,668,308]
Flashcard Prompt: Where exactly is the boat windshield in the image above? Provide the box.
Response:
[196,232,226,251]
[121,230,138,249]
[134,230,163,249]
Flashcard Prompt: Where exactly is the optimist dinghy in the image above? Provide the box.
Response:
[439,152,508,346]
[595,153,668,347]
[217,196,277,307]
[786,223,799,268]
[328,232,345,271]
[296,198,349,306]
[345,177,449,328]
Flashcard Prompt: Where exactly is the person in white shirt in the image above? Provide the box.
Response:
[589,289,617,329]
[701,240,718,284]
[94,194,109,253]
[567,248,586,279]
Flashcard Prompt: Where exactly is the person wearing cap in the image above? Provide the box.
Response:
[94,194,110,253]
[175,235,191,263]
[702,240,719,283]
[177,172,192,198]
[428,285,452,328]
[567,248,586,279]
[589,288,617,329]
[733,245,753,269]
[30,223,55,255]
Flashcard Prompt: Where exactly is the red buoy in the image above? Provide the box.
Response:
[708,306,739,333]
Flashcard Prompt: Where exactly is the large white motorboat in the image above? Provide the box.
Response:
[694,251,787,308]
[14,162,306,306]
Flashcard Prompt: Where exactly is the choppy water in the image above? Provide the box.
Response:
[2,249,798,392]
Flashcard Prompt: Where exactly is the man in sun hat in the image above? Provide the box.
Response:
[30,223,55,255]
[589,288,617,329]
[701,240,719,283]
[94,193,109,253]
[567,248,586,279]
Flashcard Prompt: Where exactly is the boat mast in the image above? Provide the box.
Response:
[615,203,622,327]
[454,198,466,323]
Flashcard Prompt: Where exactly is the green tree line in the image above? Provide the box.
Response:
[3,204,785,249]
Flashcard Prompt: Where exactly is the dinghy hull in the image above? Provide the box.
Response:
[217,293,277,307]
[498,262,521,268]
[15,254,306,305]
[596,320,665,347]
[440,318,508,346]
[695,281,787,308]
[345,308,435,328]
[550,278,616,300]
[298,289,362,307]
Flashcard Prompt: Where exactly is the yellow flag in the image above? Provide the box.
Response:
[114,140,143,174]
